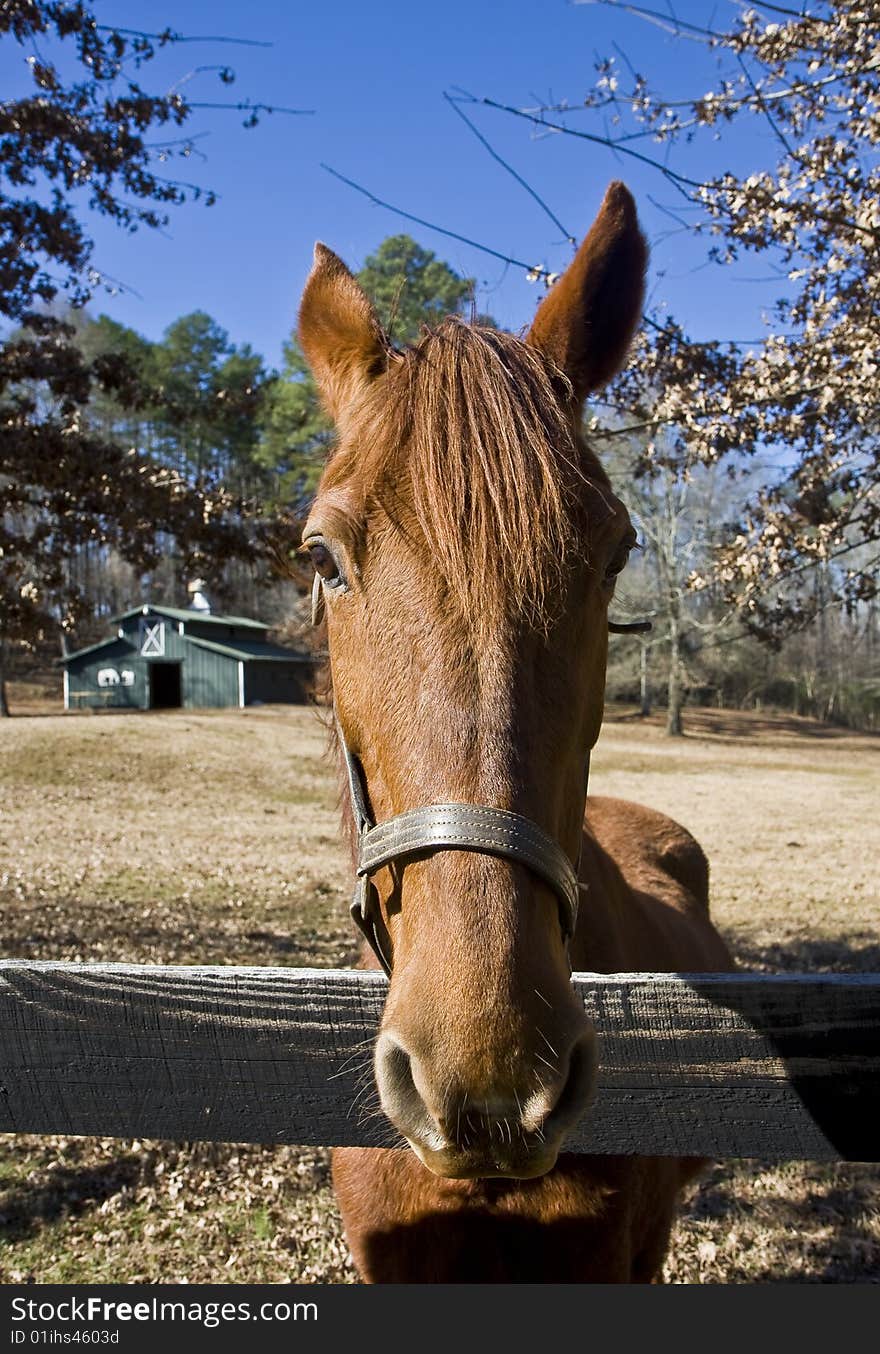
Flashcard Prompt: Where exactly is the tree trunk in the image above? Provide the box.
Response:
[639,641,651,717]
[0,647,10,717]
[666,614,684,737]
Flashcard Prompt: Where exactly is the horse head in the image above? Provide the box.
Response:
[298,182,646,1179]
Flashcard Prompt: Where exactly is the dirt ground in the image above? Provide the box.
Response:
[0,699,877,1283]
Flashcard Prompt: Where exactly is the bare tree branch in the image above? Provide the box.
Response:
[444,92,576,245]
[320,164,558,283]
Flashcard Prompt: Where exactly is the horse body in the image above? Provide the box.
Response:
[296,182,733,1283]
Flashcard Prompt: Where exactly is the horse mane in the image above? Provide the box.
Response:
[326,317,614,634]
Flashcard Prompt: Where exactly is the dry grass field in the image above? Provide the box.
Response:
[0,695,877,1284]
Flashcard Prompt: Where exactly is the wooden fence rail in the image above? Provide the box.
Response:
[0,963,877,1161]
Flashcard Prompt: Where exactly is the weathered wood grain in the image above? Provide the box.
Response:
[0,963,876,1160]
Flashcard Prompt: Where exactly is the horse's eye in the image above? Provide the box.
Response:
[603,540,634,587]
[306,539,343,585]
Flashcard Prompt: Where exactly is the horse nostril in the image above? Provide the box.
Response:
[374,1031,447,1152]
[375,1032,415,1116]
[540,1030,598,1137]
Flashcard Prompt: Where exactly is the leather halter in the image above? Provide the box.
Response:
[336,719,583,978]
[312,570,649,977]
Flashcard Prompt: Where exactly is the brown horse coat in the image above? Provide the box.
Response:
[332,798,731,1283]
[298,182,734,1283]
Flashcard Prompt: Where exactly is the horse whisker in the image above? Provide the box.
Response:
[537,1029,559,1059]
[347,1080,378,1120]
[327,1054,373,1080]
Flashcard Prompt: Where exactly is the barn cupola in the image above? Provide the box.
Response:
[187,579,212,614]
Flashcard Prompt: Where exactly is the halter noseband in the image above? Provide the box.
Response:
[337,720,583,978]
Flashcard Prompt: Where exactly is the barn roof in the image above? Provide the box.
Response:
[60,635,135,664]
[186,636,311,663]
[112,604,269,631]
[59,628,311,667]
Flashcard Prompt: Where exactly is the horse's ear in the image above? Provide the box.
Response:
[298,243,388,420]
[526,181,647,409]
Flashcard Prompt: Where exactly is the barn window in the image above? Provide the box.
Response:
[139,619,165,656]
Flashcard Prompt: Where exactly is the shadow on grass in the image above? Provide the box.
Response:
[0,1156,142,1243]
[678,1160,880,1283]
[243,928,358,966]
[603,706,878,744]
[729,933,880,975]
[0,894,355,968]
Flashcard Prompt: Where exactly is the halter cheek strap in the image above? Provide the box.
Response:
[337,721,583,978]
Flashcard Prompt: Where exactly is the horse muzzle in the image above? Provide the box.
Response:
[374,1025,597,1180]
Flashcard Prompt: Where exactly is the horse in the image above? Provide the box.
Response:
[296,181,733,1283]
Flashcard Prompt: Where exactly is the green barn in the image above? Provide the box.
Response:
[61,604,314,711]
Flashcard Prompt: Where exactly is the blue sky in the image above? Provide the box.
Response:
[5,0,788,367]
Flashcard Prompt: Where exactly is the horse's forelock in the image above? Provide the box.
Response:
[336,317,609,633]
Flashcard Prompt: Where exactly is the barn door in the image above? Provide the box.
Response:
[149,663,182,709]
